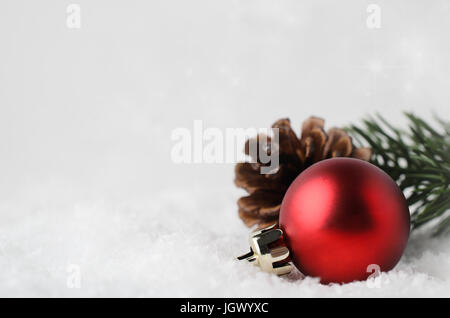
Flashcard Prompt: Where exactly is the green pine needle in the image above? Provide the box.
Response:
[347,112,450,236]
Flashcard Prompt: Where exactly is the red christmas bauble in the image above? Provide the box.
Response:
[279,158,410,284]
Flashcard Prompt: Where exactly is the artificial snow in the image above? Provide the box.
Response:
[0,186,449,297]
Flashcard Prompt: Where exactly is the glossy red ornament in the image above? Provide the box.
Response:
[279,158,410,284]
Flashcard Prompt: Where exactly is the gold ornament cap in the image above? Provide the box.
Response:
[237,224,292,276]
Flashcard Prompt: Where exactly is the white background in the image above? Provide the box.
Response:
[0,0,449,296]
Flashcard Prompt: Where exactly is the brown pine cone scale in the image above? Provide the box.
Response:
[235,117,372,229]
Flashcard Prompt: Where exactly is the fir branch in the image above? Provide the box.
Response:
[347,112,450,236]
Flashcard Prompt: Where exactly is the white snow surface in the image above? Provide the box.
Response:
[1,186,450,297]
[0,0,450,297]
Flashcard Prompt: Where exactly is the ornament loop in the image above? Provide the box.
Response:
[237,224,292,276]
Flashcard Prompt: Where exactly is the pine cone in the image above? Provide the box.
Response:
[234,117,372,228]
